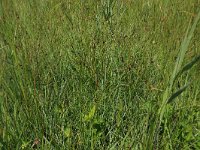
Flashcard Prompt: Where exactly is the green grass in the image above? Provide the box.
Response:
[0,0,200,149]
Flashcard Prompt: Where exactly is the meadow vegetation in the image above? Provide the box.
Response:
[0,0,200,149]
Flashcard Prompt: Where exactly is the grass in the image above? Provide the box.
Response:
[0,0,200,149]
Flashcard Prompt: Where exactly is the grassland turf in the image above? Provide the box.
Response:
[0,0,200,149]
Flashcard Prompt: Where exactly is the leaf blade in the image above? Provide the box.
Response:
[167,83,190,104]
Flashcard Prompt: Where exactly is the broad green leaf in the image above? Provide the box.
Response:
[83,105,96,122]
[64,128,71,138]
[21,141,31,149]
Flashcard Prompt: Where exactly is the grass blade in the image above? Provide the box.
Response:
[174,55,200,80]
[167,83,190,104]
[169,10,200,90]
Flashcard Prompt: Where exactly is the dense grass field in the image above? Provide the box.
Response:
[0,0,200,149]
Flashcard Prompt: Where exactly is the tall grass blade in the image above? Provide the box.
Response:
[174,55,200,80]
[153,10,200,150]
[169,10,200,90]
[162,10,200,113]
[167,83,190,104]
